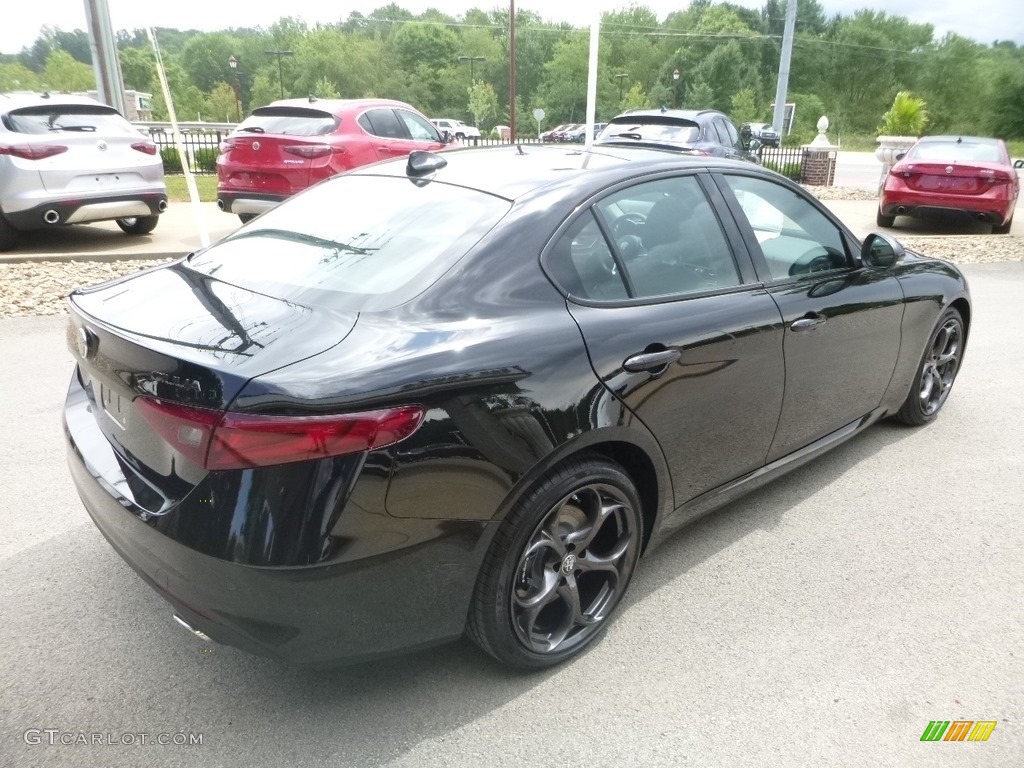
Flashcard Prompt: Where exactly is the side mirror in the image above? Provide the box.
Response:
[747,138,762,152]
[895,151,907,161]
[861,232,905,269]
[1014,159,1023,169]
[440,130,456,144]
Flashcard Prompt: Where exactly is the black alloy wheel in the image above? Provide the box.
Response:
[895,307,964,426]
[468,456,643,668]
[116,215,159,235]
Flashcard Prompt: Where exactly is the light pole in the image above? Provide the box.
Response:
[228,56,241,122]
[615,72,629,104]
[672,68,680,109]
[457,55,485,123]
[264,50,294,99]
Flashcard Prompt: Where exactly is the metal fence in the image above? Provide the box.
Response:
[758,146,806,181]
[143,127,227,176]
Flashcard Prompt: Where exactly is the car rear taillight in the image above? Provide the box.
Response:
[219,138,237,152]
[135,397,424,470]
[284,144,334,159]
[0,144,69,160]
[130,141,157,155]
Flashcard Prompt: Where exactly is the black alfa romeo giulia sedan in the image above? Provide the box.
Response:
[64,145,970,669]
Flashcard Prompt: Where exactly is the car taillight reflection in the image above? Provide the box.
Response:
[130,141,158,155]
[135,397,424,470]
[0,144,69,160]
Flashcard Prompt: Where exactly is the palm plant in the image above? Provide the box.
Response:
[878,91,929,136]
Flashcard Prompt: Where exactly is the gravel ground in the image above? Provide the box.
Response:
[1,187,1021,319]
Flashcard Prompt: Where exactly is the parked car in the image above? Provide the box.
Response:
[878,135,1020,233]
[548,123,581,142]
[0,93,166,251]
[430,118,481,141]
[596,108,760,163]
[216,97,449,222]
[540,123,573,141]
[564,123,608,143]
[66,145,970,670]
[743,121,781,147]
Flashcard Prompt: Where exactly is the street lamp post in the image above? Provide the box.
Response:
[457,55,486,122]
[614,72,629,104]
[264,50,295,99]
[228,55,241,122]
[672,68,681,109]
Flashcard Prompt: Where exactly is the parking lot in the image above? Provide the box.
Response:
[1,253,1021,765]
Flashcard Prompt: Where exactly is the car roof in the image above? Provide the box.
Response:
[355,143,755,201]
[918,135,1001,144]
[613,108,725,122]
[263,97,420,113]
[0,92,115,113]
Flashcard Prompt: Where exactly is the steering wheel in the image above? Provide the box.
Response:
[612,213,646,238]
[789,248,842,277]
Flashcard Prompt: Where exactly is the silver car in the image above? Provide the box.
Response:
[0,93,167,251]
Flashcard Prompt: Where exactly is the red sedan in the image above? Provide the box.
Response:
[217,97,449,222]
[878,135,1020,234]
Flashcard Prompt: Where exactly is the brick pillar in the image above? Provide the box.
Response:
[800,147,837,186]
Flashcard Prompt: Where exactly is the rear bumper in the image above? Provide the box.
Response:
[64,377,495,666]
[216,191,286,216]
[5,193,167,230]
[880,187,1015,224]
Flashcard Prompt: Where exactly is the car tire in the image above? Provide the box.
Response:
[0,211,18,252]
[992,215,1013,235]
[893,307,965,427]
[467,454,643,669]
[876,209,896,228]
[238,214,257,224]
[116,215,159,235]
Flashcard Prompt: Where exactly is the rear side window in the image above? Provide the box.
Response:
[358,109,406,139]
[3,105,135,135]
[237,108,338,136]
[186,175,511,311]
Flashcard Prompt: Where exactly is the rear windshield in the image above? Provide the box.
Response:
[186,175,511,311]
[597,117,701,145]
[909,141,1005,164]
[236,107,338,136]
[3,105,135,135]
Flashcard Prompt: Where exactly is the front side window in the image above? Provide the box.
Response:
[398,110,441,142]
[722,174,850,281]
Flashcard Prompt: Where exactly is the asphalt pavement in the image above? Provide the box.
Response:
[0,262,1021,767]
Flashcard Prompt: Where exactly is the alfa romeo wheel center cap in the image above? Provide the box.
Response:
[561,554,577,574]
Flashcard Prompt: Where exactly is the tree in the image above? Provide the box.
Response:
[0,62,41,92]
[312,76,341,99]
[731,87,760,124]
[206,82,238,122]
[468,80,498,129]
[41,50,94,91]
[621,83,651,112]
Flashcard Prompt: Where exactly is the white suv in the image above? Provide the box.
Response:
[430,118,482,141]
[0,93,167,251]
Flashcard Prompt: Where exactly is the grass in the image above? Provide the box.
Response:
[165,174,218,202]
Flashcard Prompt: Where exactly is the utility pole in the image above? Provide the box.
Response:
[264,50,294,100]
[771,0,797,137]
[83,0,126,115]
[508,0,516,142]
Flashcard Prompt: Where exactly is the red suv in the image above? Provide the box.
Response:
[217,97,450,222]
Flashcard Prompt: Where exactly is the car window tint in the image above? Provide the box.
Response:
[723,174,850,280]
[595,176,741,298]
[547,211,628,301]
[237,108,338,136]
[398,110,441,142]
[359,109,406,139]
[4,105,136,135]
[721,119,741,148]
[187,176,510,312]
[597,118,700,145]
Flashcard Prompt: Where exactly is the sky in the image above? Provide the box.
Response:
[3,0,1022,55]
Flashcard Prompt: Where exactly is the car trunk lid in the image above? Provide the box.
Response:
[896,161,1015,196]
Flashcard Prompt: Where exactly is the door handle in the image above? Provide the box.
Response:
[791,313,827,331]
[623,349,681,373]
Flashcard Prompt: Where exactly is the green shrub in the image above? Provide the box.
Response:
[193,147,219,172]
[764,160,802,181]
[878,91,929,136]
[160,147,182,174]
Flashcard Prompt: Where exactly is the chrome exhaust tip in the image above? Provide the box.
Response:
[173,614,213,642]
[216,199,225,211]
[157,199,168,212]
[43,209,60,224]
[896,206,906,215]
